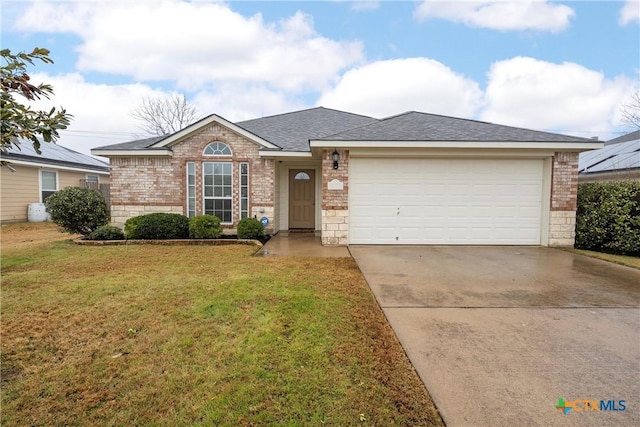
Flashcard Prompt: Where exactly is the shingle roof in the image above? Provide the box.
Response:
[90,135,167,151]
[1,139,109,172]
[318,111,591,142]
[236,107,378,151]
[604,130,640,146]
[579,135,640,173]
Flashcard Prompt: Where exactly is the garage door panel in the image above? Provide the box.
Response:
[349,158,543,245]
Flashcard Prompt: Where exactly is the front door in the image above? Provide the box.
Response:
[289,169,315,229]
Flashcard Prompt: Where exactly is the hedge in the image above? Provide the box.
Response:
[126,213,190,240]
[575,181,640,255]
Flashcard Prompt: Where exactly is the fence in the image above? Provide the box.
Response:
[79,180,111,208]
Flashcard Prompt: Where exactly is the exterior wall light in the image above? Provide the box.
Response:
[332,150,339,170]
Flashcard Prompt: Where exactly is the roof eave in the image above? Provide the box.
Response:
[310,140,604,151]
[90,149,173,157]
[1,157,110,174]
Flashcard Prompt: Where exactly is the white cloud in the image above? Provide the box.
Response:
[317,58,483,118]
[414,0,574,32]
[480,57,636,138]
[23,72,304,155]
[26,72,164,155]
[620,0,640,25]
[14,1,363,92]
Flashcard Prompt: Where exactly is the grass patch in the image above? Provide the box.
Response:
[1,239,442,426]
[564,248,640,269]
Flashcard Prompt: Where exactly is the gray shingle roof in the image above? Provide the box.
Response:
[91,135,167,151]
[236,107,378,151]
[1,139,109,172]
[604,130,640,146]
[318,111,591,142]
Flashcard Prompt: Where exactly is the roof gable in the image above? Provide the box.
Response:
[149,114,279,150]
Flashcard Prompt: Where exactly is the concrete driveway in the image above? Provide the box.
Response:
[350,246,640,427]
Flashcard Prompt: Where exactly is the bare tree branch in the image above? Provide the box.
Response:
[130,94,200,136]
[620,91,640,130]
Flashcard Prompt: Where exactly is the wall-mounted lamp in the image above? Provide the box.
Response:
[332,149,339,170]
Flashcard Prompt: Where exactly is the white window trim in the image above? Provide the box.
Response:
[202,162,233,224]
[85,174,100,183]
[40,170,58,203]
[186,162,196,218]
[240,162,249,220]
[203,141,232,156]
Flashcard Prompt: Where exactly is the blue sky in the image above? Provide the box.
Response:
[2,1,639,155]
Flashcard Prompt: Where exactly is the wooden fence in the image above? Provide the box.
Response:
[79,180,111,208]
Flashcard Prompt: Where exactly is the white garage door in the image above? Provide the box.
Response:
[349,158,544,245]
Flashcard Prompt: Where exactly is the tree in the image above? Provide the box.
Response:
[1,47,72,153]
[620,91,640,130]
[131,93,200,136]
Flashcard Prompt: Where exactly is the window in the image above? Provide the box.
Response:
[294,171,311,180]
[186,162,196,218]
[85,174,99,183]
[41,170,58,202]
[203,162,232,223]
[203,142,232,156]
[240,163,249,219]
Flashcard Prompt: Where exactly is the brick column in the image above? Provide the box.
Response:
[321,149,349,246]
[549,152,578,246]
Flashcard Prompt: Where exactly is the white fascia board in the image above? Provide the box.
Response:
[90,149,173,157]
[4,158,110,174]
[259,150,313,158]
[310,140,603,151]
[151,114,279,150]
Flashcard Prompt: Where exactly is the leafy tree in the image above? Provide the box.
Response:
[1,47,72,153]
[131,93,200,136]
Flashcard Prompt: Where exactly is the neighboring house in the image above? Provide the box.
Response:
[578,130,640,183]
[1,140,110,223]
[92,107,601,246]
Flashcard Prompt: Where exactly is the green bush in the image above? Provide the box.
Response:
[189,214,222,239]
[575,181,640,255]
[128,213,190,240]
[44,187,109,236]
[237,217,265,239]
[124,216,141,239]
[87,225,125,240]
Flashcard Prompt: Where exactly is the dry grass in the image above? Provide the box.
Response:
[1,225,442,426]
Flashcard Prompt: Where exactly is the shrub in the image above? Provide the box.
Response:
[45,187,109,236]
[189,215,222,239]
[87,225,125,240]
[575,181,640,255]
[237,217,265,239]
[124,216,141,239]
[128,213,189,240]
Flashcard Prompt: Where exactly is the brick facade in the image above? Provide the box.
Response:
[109,123,275,230]
[548,151,579,246]
[321,149,349,245]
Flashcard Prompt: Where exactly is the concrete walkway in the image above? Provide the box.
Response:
[255,231,350,257]
[351,246,640,427]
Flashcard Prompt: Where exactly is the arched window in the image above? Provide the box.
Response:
[294,171,311,180]
[203,142,232,156]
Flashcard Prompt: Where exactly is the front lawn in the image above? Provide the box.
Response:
[1,236,442,426]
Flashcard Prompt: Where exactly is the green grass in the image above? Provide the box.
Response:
[1,240,442,426]
[565,248,640,269]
